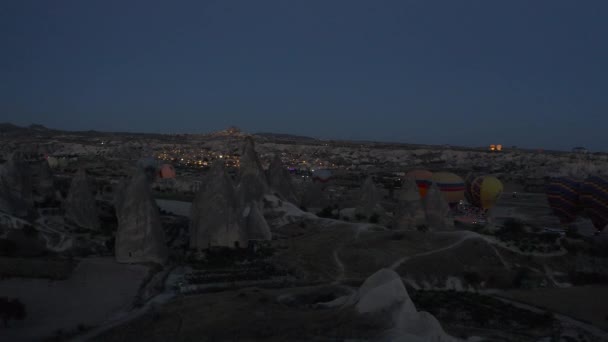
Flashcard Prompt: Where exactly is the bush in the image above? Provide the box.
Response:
[369,213,379,224]
[566,226,582,239]
[0,239,17,257]
[417,225,429,232]
[503,218,525,235]
[0,297,26,327]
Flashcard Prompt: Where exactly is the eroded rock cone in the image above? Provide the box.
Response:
[241,201,272,242]
[190,162,246,249]
[0,154,33,217]
[393,178,426,229]
[267,154,298,204]
[64,168,100,230]
[36,160,55,202]
[424,183,453,230]
[115,169,168,264]
[355,269,457,342]
[355,176,383,219]
[237,137,269,204]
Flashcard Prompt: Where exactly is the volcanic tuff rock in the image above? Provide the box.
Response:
[190,162,246,249]
[393,178,426,229]
[355,176,384,218]
[424,183,454,230]
[267,154,298,204]
[237,137,269,204]
[115,169,168,264]
[64,168,100,230]
[241,201,272,242]
[35,160,56,202]
[0,154,33,217]
[355,269,457,342]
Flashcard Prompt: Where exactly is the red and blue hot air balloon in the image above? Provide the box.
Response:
[580,175,608,232]
[546,177,582,225]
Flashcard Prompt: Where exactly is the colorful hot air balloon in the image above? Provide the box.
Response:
[406,169,433,198]
[312,169,332,183]
[580,176,608,232]
[546,177,582,225]
[469,175,504,210]
[431,172,465,205]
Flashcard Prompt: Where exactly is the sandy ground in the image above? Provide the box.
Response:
[155,199,192,217]
[0,257,149,341]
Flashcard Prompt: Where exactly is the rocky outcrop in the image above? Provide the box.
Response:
[355,269,457,341]
[424,183,454,230]
[393,178,426,229]
[115,169,168,264]
[241,201,272,242]
[64,169,100,230]
[190,162,247,249]
[34,160,55,202]
[355,177,383,219]
[237,137,269,204]
[267,154,298,204]
[0,155,33,217]
[190,161,272,250]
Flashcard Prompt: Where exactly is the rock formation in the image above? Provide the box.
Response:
[241,201,272,242]
[0,154,33,217]
[393,178,426,229]
[190,162,246,249]
[355,269,457,342]
[190,161,272,250]
[355,176,383,219]
[424,183,453,230]
[64,168,100,230]
[267,154,298,204]
[237,137,269,204]
[35,160,56,202]
[115,169,168,264]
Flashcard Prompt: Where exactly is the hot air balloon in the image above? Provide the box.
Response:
[580,176,608,232]
[158,164,176,179]
[406,169,433,198]
[312,169,332,183]
[546,177,582,225]
[431,172,465,205]
[469,175,504,210]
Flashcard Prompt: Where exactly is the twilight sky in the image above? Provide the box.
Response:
[1,0,607,150]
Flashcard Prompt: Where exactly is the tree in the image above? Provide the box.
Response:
[0,297,26,327]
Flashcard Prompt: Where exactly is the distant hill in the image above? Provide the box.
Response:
[254,132,318,142]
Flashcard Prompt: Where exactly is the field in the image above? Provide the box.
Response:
[0,257,150,341]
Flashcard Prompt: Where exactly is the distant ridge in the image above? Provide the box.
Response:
[254,132,318,142]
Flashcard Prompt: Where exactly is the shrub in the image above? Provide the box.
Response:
[0,297,26,327]
[369,213,380,224]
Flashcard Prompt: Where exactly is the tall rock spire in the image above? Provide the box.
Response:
[267,154,298,204]
[393,178,426,229]
[115,169,168,264]
[424,183,453,230]
[190,162,246,249]
[237,137,268,204]
[64,168,100,230]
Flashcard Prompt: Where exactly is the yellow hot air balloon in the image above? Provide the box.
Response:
[431,172,465,204]
[469,175,504,210]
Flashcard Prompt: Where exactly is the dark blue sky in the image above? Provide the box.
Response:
[1,1,607,150]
